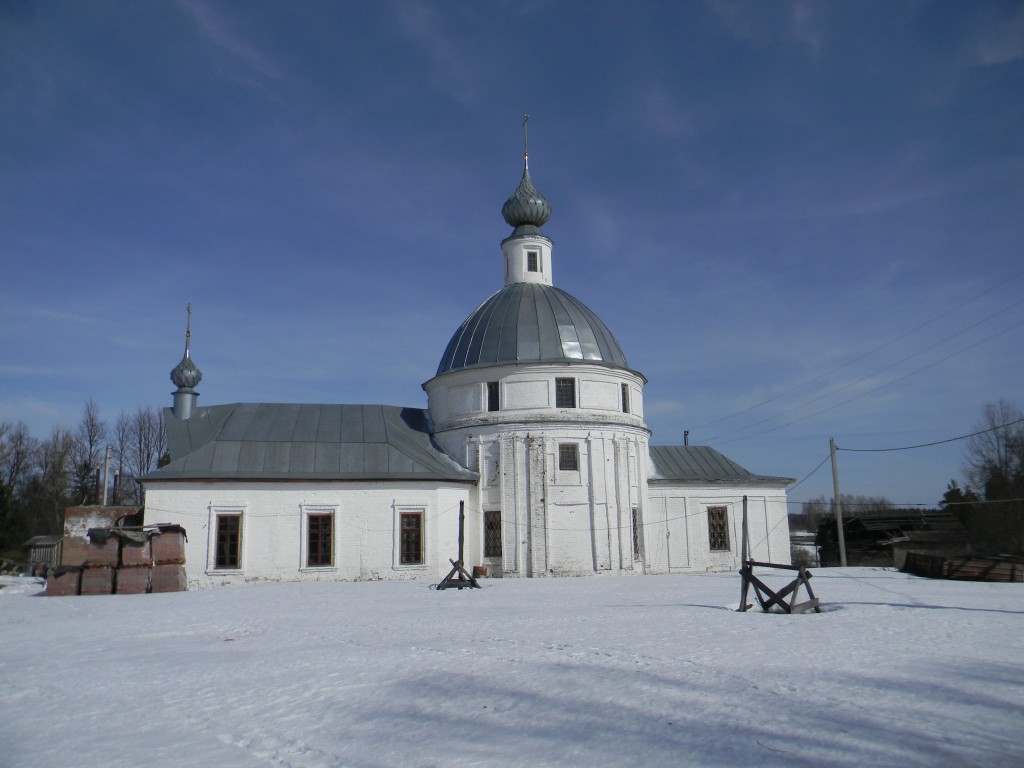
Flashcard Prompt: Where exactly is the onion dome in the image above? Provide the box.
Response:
[171,352,202,390]
[501,161,552,229]
[436,282,628,375]
[170,303,202,391]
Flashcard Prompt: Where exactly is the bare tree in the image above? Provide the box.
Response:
[0,421,37,495]
[0,422,40,552]
[961,400,1024,554]
[115,407,167,504]
[71,399,108,504]
[964,399,1024,499]
[28,427,76,534]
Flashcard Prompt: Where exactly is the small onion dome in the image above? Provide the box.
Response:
[170,352,202,390]
[501,163,552,228]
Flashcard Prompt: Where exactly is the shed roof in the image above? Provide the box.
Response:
[23,535,63,547]
[143,404,477,483]
[648,445,793,486]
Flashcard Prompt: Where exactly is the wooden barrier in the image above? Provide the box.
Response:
[903,552,1023,583]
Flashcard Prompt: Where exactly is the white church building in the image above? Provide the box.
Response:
[142,150,793,589]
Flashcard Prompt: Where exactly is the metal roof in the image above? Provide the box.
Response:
[648,445,794,485]
[23,535,63,547]
[143,404,477,483]
[436,282,630,375]
[502,163,552,228]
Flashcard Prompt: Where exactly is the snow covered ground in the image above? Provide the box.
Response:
[2,568,1022,768]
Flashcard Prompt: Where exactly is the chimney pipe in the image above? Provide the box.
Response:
[684,430,689,446]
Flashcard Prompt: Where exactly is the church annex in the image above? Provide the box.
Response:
[141,147,793,588]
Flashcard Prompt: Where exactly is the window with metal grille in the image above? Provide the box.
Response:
[555,378,576,408]
[487,381,500,412]
[527,251,539,272]
[707,506,730,551]
[307,513,333,567]
[558,443,579,471]
[621,383,630,413]
[484,510,502,558]
[400,511,423,565]
[215,514,241,569]
[632,508,641,559]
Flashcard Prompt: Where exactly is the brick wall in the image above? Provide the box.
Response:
[46,522,187,597]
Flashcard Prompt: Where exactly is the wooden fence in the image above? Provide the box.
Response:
[903,552,1023,583]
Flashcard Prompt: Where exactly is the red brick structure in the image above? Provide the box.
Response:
[81,536,119,567]
[80,566,115,596]
[115,566,151,594]
[48,506,188,596]
[151,564,186,593]
[62,506,142,566]
[120,540,152,567]
[45,567,81,597]
[151,530,186,565]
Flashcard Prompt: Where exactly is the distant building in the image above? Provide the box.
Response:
[817,509,969,568]
[142,149,793,587]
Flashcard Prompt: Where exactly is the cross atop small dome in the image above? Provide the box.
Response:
[501,114,551,229]
[170,303,202,391]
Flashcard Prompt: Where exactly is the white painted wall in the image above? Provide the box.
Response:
[425,362,646,433]
[143,481,473,589]
[643,485,792,573]
[502,231,553,286]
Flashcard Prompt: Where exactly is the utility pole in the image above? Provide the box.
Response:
[829,437,847,567]
[101,445,111,506]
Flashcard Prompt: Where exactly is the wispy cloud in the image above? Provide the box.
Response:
[175,0,284,85]
[389,0,480,105]
[0,396,64,431]
[968,4,1024,65]
[634,83,694,139]
[706,0,829,56]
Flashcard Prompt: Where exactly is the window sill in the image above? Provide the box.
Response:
[299,566,338,573]
[207,568,244,576]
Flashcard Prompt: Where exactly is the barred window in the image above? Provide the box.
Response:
[527,251,539,272]
[307,513,333,567]
[558,443,579,472]
[484,510,502,558]
[555,378,576,408]
[621,383,630,414]
[400,511,423,565]
[707,506,730,551]
[631,508,641,559]
[215,514,241,569]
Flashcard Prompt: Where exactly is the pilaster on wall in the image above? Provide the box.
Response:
[500,435,523,576]
[527,435,548,576]
[613,436,631,572]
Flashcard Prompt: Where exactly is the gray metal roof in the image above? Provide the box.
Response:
[502,164,552,228]
[170,351,201,390]
[436,283,630,375]
[143,404,477,483]
[648,445,794,486]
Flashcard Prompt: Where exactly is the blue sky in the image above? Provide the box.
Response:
[2,0,1022,508]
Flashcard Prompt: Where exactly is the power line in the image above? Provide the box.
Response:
[691,268,1024,433]
[838,417,1024,453]
[712,315,1024,446]
[790,454,832,490]
[707,297,1024,444]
